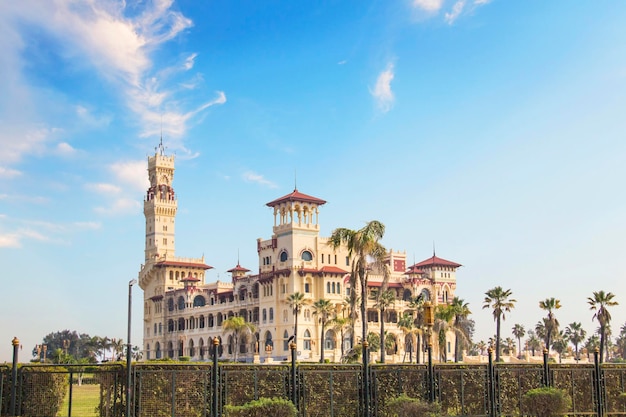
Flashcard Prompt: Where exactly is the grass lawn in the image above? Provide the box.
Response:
[58,384,100,417]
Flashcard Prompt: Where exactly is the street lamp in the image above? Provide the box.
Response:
[126,279,137,417]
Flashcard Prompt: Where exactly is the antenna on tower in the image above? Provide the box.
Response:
[237,249,240,266]
[432,241,436,257]
[294,169,297,191]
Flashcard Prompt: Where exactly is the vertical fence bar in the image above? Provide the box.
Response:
[363,341,370,417]
[428,342,434,403]
[488,348,495,417]
[10,337,19,417]
[67,371,73,417]
[594,348,603,417]
[542,348,550,387]
[212,337,219,417]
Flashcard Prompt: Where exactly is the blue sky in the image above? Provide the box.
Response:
[1,0,625,362]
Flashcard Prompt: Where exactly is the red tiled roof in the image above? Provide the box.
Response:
[320,266,349,274]
[227,264,250,273]
[155,261,213,270]
[181,273,201,282]
[266,189,327,207]
[410,255,461,269]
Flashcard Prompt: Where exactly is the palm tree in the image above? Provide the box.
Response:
[287,291,308,346]
[222,316,256,361]
[534,320,547,349]
[331,316,351,359]
[551,331,568,363]
[565,322,586,362]
[504,337,516,356]
[434,304,454,362]
[588,290,618,363]
[584,334,600,361]
[374,290,396,363]
[398,313,415,363]
[539,298,561,353]
[328,220,386,346]
[450,297,472,362]
[312,298,335,363]
[408,295,425,363]
[476,340,487,356]
[483,286,516,362]
[526,330,542,356]
[512,324,525,359]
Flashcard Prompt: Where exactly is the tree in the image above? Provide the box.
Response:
[287,292,308,346]
[616,323,626,360]
[434,304,454,362]
[539,298,561,354]
[551,331,568,363]
[398,313,415,363]
[526,330,542,356]
[483,286,516,362]
[408,295,426,364]
[476,340,487,356]
[450,297,472,362]
[512,324,526,359]
[588,290,618,363]
[374,289,396,363]
[584,334,600,361]
[312,298,334,363]
[565,322,586,362]
[328,220,386,347]
[331,316,351,359]
[504,337,516,356]
[222,316,256,361]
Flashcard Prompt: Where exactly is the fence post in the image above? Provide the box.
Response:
[542,348,550,387]
[594,347,603,417]
[290,342,298,409]
[363,340,370,417]
[10,337,19,417]
[212,337,219,417]
[427,342,434,402]
[488,347,496,417]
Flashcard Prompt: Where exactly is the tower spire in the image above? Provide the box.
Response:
[294,169,297,191]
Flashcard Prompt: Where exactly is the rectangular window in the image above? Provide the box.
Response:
[345,256,349,266]
[305,283,310,293]
[163,238,167,245]
[334,255,337,264]
[321,254,324,263]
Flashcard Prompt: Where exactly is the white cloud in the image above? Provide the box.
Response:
[413,0,445,12]
[184,53,197,70]
[474,0,491,4]
[0,166,22,178]
[85,183,122,194]
[0,234,21,248]
[242,171,278,188]
[110,160,150,192]
[371,64,395,113]
[94,198,141,215]
[56,142,77,156]
[445,0,466,25]
[73,221,102,230]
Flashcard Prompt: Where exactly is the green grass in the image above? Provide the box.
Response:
[58,384,100,417]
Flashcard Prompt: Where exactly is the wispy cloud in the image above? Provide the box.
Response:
[109,160,150,192]
[371,63,395,113]
[0,234,21,248]
[85,183,122,194]
[0,216,101,248]
[0,166,22,179]
[94,198,141,215]
[242,171,278,188]
[184,53,198,70]
[413,0,445,12]
[445,0,466,25]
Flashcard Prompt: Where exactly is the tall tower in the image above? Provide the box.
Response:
[144,141,177,262]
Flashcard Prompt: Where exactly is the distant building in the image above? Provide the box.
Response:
[139,144,461,362]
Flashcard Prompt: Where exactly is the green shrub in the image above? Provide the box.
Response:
[383,394,443,417]
[20,367,69,417]
[617,392,626,407]
[223,397,297,417]
[522,387,571,417]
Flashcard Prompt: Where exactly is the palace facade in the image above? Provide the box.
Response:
[138,145,461,362]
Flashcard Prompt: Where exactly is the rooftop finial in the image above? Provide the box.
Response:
[294,169,297,191]
[433,241,436,257]
[237,248,240,266]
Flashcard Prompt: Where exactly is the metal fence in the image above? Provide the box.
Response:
[4,357,626,416]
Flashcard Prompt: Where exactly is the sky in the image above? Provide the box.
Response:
[1,0,625,362]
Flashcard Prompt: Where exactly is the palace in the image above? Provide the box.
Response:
[138,144,461,362]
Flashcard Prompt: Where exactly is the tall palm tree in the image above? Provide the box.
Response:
[538,298,561,353]
[526,330,542,356]
[476,340,487,356]
[222,316,256,361]
[312,298,335,363]
[512,324,525,359]
[565,322,586,362]
[450,297,472,362]
[504,337,516,356]
[374,290,396,363]
[409,295,425,363]
[584,334,600,361]
[483,286,516,362]
[551,331,568,363]
[588,290,618,363]
[287,291,308,346]
[331,316,351,359]
[328,220,386,346]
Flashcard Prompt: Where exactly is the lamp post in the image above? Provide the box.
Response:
[126,279,137,417]
[423,301,435,402]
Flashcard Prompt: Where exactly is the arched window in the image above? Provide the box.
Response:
[155,342,161,359]
[403,289,412,302]
[178,340,184,357]
[208,314,214,327]
[193,296,206,307]
[227,335,233,355]
[177,296,185,311]
[283,330,290,351]
[178,318,185,331]
[217,313,223,326]
[280,251,288,262]
[199,316,205,328]
[168,342,174,358]
[420,288,431,301]
[332,282,336,293]
[146,343,151,360]
[264,331,273,350]
[199,338,205,360]
[269,308,274,321]
[303,330,312,350]
[327,282,331,293]
[189,316,195,329]
[167,319,174,333]
[262,309,267,322]
[301,250,313,261]
[168,298,174,312]
[189,339,195,357]
[324,329,336,350]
